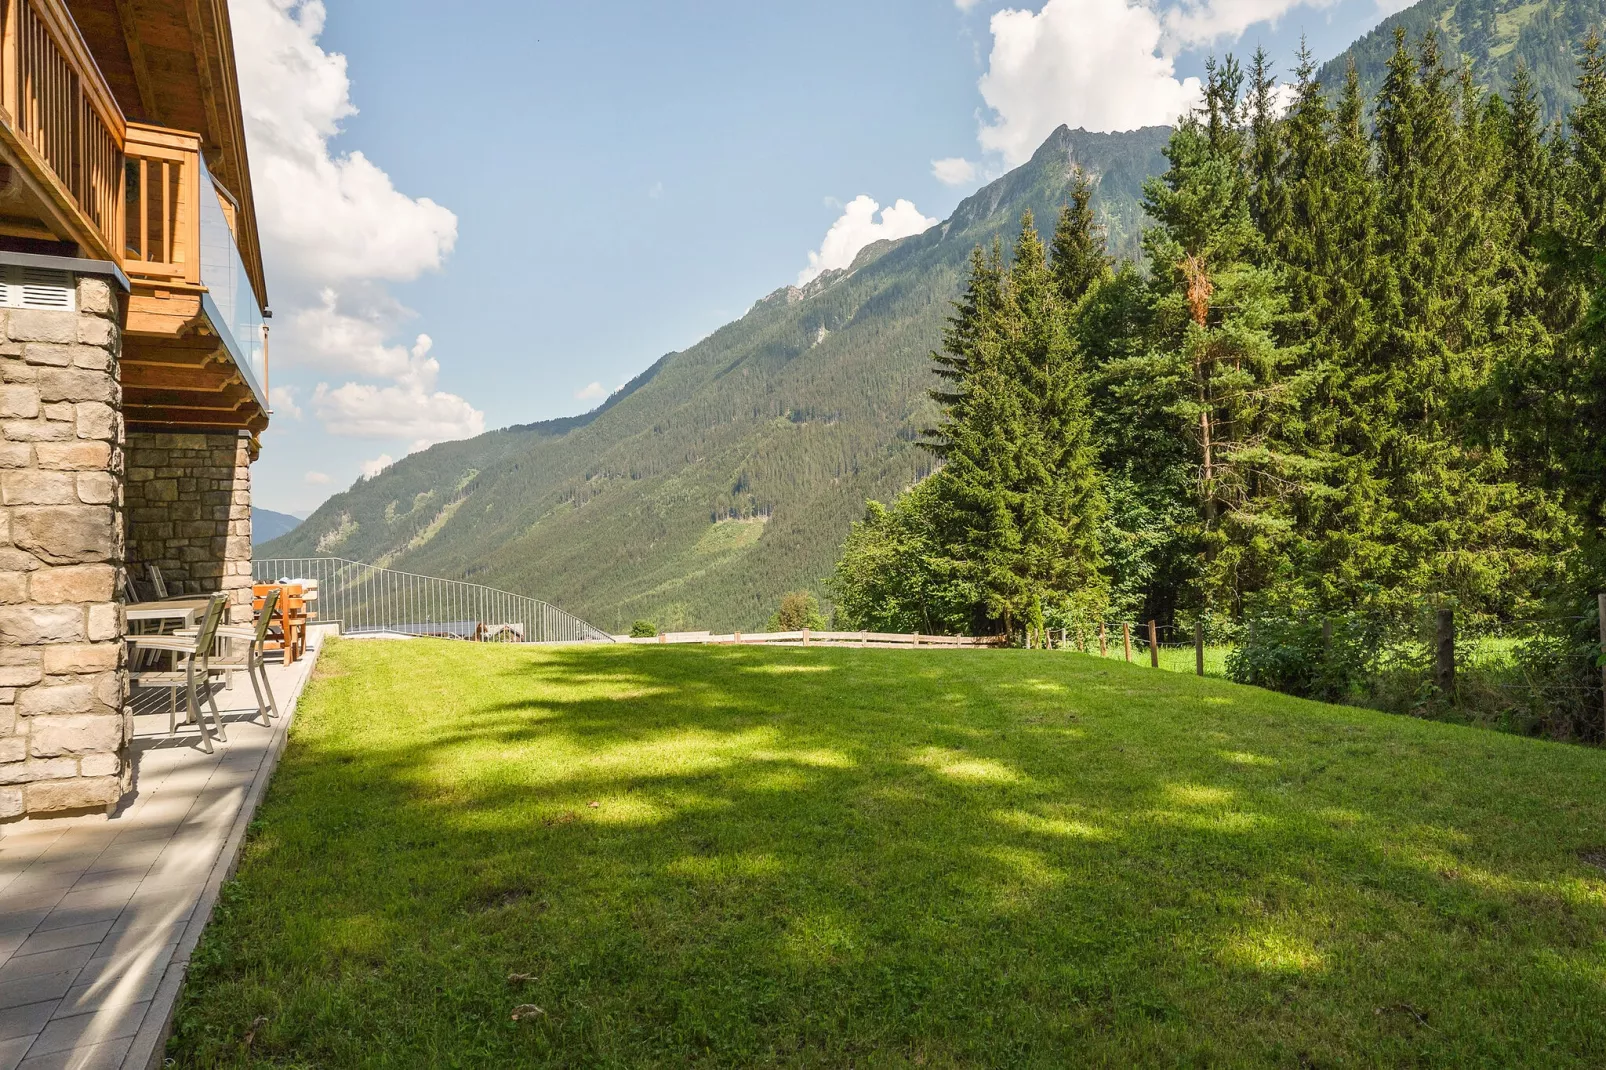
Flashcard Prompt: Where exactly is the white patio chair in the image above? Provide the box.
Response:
[129,592,231,753]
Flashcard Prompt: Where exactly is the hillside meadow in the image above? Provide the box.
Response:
[170,640,1606,1067]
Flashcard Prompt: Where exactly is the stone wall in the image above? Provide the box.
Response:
[124,430,252,619]
[0,278,127,819]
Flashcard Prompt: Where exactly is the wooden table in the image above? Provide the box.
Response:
[125,598,210,631]
[253,584,307,665]
[125,599,211,670]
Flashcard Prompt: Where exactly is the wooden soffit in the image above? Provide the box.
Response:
[66,0,267,312]
[121,290,267,434]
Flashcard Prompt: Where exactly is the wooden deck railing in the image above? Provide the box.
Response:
[122,123,200,286]
[0,0,125,256]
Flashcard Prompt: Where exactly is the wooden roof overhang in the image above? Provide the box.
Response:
[121,295,268,437]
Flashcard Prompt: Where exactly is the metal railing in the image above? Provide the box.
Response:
[253,557,613,644]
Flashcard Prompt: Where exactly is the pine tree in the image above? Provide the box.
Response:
[1554,33,1606,583]
[1049,169,1111,307]
[928,242,1004,421]
[1135,59,1314,615]
[1363,30,1570,614]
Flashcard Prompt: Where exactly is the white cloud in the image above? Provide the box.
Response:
[1163,0,1342,48]
[303,470,331,485]
[799,196,937,286]
[232,0,456,284]
[310,335,485,452]
[955,0,986,8]
[575,382,609,401]
[233,0,484,455]
[932,157,978,186]
[269,385,302,419]
[361,454,395,479]
[648,181,664,199]
[977,0,1203,165]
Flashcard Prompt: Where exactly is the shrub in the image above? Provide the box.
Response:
[629,620,659,638]
[768,591,828,632]
[1226,612,1387,703]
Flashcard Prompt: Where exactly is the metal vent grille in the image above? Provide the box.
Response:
[0,265,75,311]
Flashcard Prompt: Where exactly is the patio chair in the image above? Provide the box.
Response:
[128,592,230,753]
[185,587,280,727]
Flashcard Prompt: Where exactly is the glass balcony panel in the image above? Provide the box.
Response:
[197,156,265,392]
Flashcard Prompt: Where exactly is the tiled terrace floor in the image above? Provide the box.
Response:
[0,632,325,1070]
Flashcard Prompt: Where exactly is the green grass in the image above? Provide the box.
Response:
[171,640,1606,1068]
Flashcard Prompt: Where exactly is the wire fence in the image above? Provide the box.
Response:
[253,557,613,645]
[1039,605,1606,745]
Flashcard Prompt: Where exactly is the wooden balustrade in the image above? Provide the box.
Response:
[122,123,201,286]
[0,0,125,257]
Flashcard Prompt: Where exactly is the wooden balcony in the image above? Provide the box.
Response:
[0,0,268,435]
[121,122,267,434]
[0,0,123,258]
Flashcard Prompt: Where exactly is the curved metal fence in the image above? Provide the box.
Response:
[253,557,613,644]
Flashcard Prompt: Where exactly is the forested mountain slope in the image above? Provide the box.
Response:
[263,0,1606,633]
[1320,0,1606,119]
[261,127,1172,631]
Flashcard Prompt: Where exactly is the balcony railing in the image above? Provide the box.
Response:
[122,123,197,283]
[0,0,124,256]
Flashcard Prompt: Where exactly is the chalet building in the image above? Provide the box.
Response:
[0,0,268,819]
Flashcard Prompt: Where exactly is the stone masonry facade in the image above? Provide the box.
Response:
[0,278,128,820]
[125,430,253,620]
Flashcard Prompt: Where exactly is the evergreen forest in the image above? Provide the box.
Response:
[833,33,1606,733]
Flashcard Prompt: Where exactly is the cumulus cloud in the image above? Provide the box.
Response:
[799,196,937,286]
[232,0,456,284]
[932,157,979,186]
[269,385,302,419]
[575,382,609,401]
[310,335,485,452]
[361,454,395,479]
[978,0,1203,165]
[1163,0,1343,48]
[233,0,483,452]
[303,471,331,485]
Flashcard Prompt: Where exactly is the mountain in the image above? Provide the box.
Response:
[259,126,1172,631]
[1319,0,1606,121]
[252,508,305,544]
[262,0,1606,632]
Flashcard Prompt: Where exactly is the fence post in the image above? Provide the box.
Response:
[1435,608,1455,700]
[658,631,666,644]
[1195,622,1205,677]
[734,631,742,645]
[1148,620,1159,668]
[803,628,811,647]
[1597,593,1605,739]
[1122,623,1132,663]
[1099,622,1107,657]
[1060,627,1067,650]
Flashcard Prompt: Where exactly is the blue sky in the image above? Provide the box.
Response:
[243,0,1403,515]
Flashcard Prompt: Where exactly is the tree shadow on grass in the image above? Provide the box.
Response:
[171,641,1606,1069]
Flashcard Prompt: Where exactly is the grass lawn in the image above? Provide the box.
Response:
[170,640,1606,1068]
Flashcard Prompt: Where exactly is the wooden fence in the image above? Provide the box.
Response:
[614,630,1005,648]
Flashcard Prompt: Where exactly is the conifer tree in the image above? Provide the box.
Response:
[1554,33,1606,581]
[1049,169,1112,307]
[1134,59,1314,614]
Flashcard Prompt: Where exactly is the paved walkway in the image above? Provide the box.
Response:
[0,631,326,1070]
